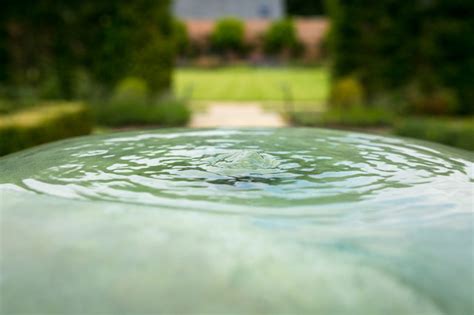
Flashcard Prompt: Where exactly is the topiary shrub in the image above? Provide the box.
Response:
[0,102,92,156]
[263,19,302,58]
[113,77,149,103]
[329,76,364,109]
[210,18,245,56]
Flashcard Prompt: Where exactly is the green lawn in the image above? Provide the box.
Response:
[174,67,329,103]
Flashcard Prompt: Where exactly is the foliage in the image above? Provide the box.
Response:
[286,0,326,16]
[174,20,190,57]
[94,0,174,96]
[113,77,148,103]
[329,76,364,109]
[326,0,474,114]
[210,18,245,55]
[394,117,474,151]
[289,105,394,127]
[318,29,330,61]
[263,19,302,57]
[93,96,190,127]
[405,82,459,115]
[0,102,92,156]
[1,0,174,100]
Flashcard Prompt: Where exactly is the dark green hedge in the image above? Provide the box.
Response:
[93,99,190,128]
[0,102,92,156]
[326,0,474,114]
[394,117,474,151]
[288,106,394,128]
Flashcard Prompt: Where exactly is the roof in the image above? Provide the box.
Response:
[174,0,285,20]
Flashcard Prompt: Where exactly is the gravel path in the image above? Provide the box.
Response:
[190,102,287,128]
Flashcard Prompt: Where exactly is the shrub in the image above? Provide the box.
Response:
[0,102,92,156]
[93,97,190,127]
[288,105,394,128]
[113,77,149,103]
[329,77,365,109]
[263,19,302,57]
[210,18,245,55]
[394,117,474,151]
[405,82,459,115]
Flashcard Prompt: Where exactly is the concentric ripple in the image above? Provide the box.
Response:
[0,128,472,218]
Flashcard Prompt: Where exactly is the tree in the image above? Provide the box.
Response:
[326,0,474,114]
[286,0,325,16]
[0,0,175,99]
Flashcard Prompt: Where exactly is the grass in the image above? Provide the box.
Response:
[174,66,329,104]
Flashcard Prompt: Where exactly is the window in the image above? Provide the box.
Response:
[258,3,271,18]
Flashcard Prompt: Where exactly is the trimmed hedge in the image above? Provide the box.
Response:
[288,106,394,128]
[394,117,474,151]
[0,102,92,156]
[93,98,190,127]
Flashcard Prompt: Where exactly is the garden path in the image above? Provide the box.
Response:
[190,102,287,128]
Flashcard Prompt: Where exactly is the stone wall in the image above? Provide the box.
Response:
[185,18,329,60]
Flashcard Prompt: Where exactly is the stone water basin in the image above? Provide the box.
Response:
[0,128,472,314]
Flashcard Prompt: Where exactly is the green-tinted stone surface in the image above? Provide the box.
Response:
[0,128,473,314]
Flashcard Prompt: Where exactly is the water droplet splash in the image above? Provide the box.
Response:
[204,150,281,177]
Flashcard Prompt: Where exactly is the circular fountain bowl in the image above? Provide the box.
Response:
[0,128,472,314]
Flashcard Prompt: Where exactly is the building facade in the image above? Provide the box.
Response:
[173,0,285,20]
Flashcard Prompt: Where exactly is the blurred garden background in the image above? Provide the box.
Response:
[0,0,473,156]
